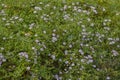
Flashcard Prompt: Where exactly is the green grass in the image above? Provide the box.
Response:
[0,0,120,80]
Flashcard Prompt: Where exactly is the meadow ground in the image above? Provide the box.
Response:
[0,0,120,80]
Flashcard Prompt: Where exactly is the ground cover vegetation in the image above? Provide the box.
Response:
[0,0,120,80]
